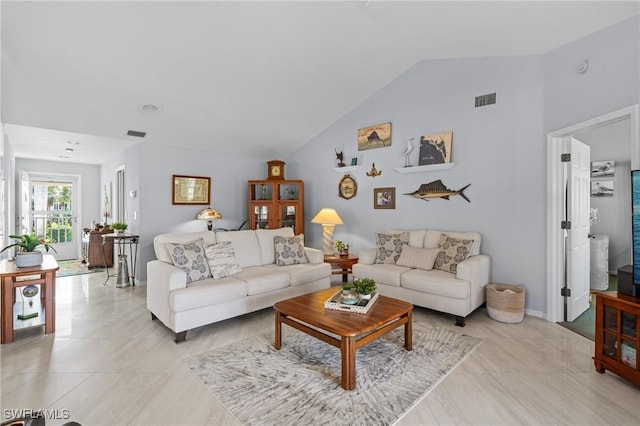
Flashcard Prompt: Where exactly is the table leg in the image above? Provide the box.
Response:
[274,311,282,350]
[342,269,348,283]
[404,311,413,351]
[341,336,356,390]
[1,277,15,344]
[43,271,55,335]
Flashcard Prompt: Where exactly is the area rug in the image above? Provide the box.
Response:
[57,260,103,277]
[185,322,481,426]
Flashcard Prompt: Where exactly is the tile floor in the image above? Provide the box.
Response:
[1,272,640,425]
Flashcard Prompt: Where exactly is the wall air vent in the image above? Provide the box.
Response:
[475,92,496,108]
[127,130,146,138]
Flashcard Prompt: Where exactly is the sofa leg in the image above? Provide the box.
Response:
[151,312,157,320]
[174,331,188,343]
[455,316,466,327]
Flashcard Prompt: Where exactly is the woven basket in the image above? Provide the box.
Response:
[486,284,525,323]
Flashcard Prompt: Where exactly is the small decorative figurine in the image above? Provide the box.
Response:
[335,149,345,167]
[366,163,382,178]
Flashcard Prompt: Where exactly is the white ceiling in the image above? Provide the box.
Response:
[3,1,639,165]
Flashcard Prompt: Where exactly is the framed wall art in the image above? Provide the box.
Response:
[591,180,614,197]
[591,161,615,177]
[419,130,453,165]
[172,174,211,205]
[358,122,391,151]
[374,187,395,209]
[338,174,357,200]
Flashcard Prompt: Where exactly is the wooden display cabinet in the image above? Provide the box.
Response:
[248,180,304,235]
[594,291,640,387]
[87,229,114,268]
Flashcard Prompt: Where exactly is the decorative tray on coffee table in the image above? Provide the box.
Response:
[324,289,379,314]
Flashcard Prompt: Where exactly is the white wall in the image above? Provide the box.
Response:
[287,54,546,311]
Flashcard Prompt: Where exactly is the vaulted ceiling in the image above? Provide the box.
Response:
[3,1,639,164]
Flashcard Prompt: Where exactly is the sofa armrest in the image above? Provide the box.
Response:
[456,254,492,308]
[304,247,324,264]
[146,260,188,327]
[357,248,377,265]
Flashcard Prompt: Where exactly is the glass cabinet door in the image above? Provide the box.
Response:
[280,205,297,230]
[253,205,270,229]
[251,183,273,201]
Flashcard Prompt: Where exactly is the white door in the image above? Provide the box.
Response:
[566,138,591,322]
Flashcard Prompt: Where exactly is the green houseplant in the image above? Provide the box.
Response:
[334,240,351,256]
[111,222,128,233]
[353,277,376,299]
[1,234,57,268]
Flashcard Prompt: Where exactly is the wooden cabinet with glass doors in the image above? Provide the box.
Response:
[248,180,304,234]
[594,292,640,387]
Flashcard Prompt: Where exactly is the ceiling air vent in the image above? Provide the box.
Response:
[475,92,496,108]
[127,130,146,138]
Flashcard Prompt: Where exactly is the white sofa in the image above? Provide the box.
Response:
[147,228,331,342]
[352,230,491,326]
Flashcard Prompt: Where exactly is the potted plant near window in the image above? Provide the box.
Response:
[1,234,57,268]
[353,277,377,300]
[334,240,351,257]
[111,222,128,234]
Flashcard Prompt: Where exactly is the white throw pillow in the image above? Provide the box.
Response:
[166,238,211,283]
[433,234,474,274]
[374,232,409,264]
[204,241,243,279]
[396,246,438,270]
[274,234,308,266]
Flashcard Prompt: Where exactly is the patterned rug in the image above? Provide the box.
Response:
[185,322,481,425]
[57,260,103,277]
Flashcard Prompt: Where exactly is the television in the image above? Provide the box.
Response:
[634,170,640,285]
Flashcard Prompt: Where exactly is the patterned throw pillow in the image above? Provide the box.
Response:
[433,234,474,274]
[374,232,409,264]
[396,246,439,270]
[204,241,243,279]
[166,238,211,283]
[274,234,308,266]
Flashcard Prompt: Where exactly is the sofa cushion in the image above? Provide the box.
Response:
[233,266,290,295]
[433,234,474,274]
[170,276,247,312]
[424,230,481,256]
[154,231,217,263]
[274,234,308,266]
[216,230,262,268]
[375,232,409,264]
[256,228,295,265]
[386,229,426,248]
[265,263,330,287]
[396,246,438,270]
[352,263,410,287]
[166,238,211,283]
[205,241,243,279]
[400,269,471,299]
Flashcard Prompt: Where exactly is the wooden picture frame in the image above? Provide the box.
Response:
[358,122,392,151]
[172,174,211,205]
[374,187,395,209]
[338,174,357,200]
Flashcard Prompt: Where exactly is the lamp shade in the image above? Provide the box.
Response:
[197,207,221,220]
[311,208,343,225]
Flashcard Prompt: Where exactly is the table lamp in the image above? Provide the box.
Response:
[311,208,343,255]
[197,207,222,231]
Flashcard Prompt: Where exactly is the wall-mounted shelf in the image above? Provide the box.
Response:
[333,166,360,173]
[394,163,455,174]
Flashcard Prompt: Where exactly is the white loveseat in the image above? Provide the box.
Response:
[147,228,331,342]
[352,230,491,326]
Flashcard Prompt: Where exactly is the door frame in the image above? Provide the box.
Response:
[546,104,639,322]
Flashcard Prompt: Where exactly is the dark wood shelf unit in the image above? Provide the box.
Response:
[87,229,114,267]
[248,180,304,235]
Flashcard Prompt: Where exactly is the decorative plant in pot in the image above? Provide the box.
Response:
[334,240,352,257]
[353,277,377,300]
[111,222,128,234]
[1,234,57,268]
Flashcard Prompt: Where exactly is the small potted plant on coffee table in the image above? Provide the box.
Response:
[353,277,377,300]
[334,240,351,257]
[1,234,57,268]
[111,222,128,234]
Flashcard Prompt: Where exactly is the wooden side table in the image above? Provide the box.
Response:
[324,254,359,283]
[1,255,59,344]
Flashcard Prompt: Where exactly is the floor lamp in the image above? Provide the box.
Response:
[311,208,343,255]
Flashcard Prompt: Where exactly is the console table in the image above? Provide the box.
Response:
[1,255,59,344]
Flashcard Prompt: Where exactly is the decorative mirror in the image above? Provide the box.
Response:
[338,174,357,200]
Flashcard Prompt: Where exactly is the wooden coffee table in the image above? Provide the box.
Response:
[273,286,413,390]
